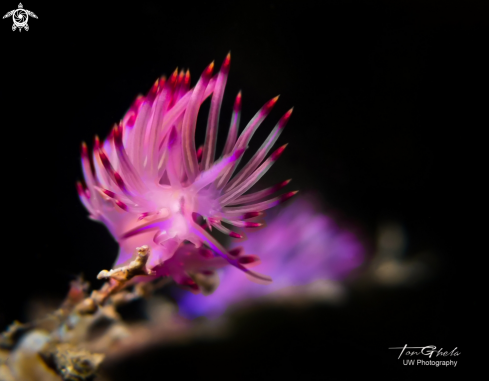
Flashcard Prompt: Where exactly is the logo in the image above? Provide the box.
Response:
[389,344,460,367]
[3,3,37,32]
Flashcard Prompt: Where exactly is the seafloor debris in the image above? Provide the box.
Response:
[0,321,30,350]
[0,246,161,381]
[40,343,104,381]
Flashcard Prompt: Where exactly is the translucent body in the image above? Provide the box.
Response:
[78,55,296,289]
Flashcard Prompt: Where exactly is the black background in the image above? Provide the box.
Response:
[0,0,483,379]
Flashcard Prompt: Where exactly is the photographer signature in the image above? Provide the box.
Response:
[389,345,461,359]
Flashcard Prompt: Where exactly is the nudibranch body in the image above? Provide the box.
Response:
[78,54,296,290]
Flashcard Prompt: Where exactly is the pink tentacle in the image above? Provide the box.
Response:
[221,219,262,228]
[190,148,244,192]
[157,74,216,152]
[223,191,298,215]
[93,186,147,212]
[181,62,214,183]
[113,124,146,194]
[147,71,178,179]
[218,144,288,206]
[222,91,241,157]
[131,100,152,172]
[226,179,292,206]
[200,53,231,171]
[211,221,244,239]
[189,222,272,284]
[92,136,111,189]
[224,108,293,192]
[215,95,279,190]
[81,142,101,211]
[97,143,135,199]
[120,217,172,240]
[168,70,185,109]
[76,181,96,216]
[166,126,183,188]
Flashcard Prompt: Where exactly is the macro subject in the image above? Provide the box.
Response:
[78,53,296,293]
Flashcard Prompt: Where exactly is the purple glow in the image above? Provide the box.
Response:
[178,196,365,317]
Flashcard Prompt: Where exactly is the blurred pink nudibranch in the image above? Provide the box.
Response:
[178,196,365,317]
[77,53,296,291]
